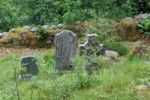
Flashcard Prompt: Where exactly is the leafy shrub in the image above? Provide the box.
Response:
[63,9,96,24]
[86,18,119,42]
[76,73,92,89]
[138,17,150,36]
[104,41,128,56]
[1,0,150,32]
[36,26,49,40]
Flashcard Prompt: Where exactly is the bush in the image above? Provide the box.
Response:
[1,0,150,32]
[86,18,120,42]
[104,41,129,56]
[138,17,150,36]
[36,26,49,40]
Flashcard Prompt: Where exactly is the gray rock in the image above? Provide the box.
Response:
[21,56,39,76]
[30,27,38,32]
[2,32,8,35]
[0,33,2,38]
[57,24,65,29]
[23,26,31,30]
[50,25,57,30]
[105,50,119,58]
[134,13,150,23]
[0,32,8,37]
[54,30,77,71]
[42,25,49,29]
[46,36,53,44]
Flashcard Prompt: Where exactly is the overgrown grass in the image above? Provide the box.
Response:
[0,45,150,100]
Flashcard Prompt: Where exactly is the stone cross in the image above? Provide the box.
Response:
[54,30,77,71]
[21,56,39,76]
[78,34,105,75]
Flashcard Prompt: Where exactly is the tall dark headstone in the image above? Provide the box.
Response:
[54,30,77,71]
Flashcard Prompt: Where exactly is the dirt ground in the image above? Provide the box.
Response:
[0,47,50,57]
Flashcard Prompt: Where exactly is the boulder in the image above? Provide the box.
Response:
[134,13,150,23]
[0,32,8,37]
[105,50,119,58]
[50,25,57,30]
[57,24,65,29]
[30,27,38,32]
[42,25,49,29]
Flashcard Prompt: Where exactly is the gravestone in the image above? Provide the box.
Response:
[78,34,105,75]
[54,30,77,71]
[21,56,39,76]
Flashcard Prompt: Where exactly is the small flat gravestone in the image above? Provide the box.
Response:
[54,30,77,71]
[20,56,38,79]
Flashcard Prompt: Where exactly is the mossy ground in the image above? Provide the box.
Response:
[0,41,150,100]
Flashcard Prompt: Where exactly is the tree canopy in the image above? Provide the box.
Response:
[0,0,150,32]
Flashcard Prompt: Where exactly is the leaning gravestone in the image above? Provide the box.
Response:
[54,30,77,71]
[20,56,39,79]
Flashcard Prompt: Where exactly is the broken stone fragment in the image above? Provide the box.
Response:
[30,27,39,32]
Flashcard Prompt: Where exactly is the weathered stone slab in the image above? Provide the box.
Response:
[54,30,77,71]
[21,55,39,75]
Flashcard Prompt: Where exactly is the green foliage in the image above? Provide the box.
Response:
[138,17,150,36]
[104,41,129,55]
[1,0,150,31]
[36,26,49,40]
[0,1,17,32]
[86,18,121,43]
